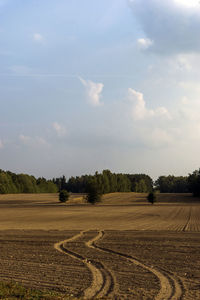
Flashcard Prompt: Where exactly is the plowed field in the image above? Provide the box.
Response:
[0,193,199,299]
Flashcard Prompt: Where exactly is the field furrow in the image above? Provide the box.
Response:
[93,231,184,300]
[0,193,200,298]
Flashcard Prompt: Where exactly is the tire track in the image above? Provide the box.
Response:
[160,269,185,300]
[85,231,115,298]
[54,230,115,299]
[93,231,184,300]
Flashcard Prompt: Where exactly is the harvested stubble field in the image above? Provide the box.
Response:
[0,193,200,299]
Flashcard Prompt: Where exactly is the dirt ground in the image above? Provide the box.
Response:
[0,193,199,231]
[0,193,199,299]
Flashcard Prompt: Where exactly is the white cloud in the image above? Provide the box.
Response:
[79,77,104,106]
[176,55,192,71]
[137,38,153,49]
[179,96,200,122]
[128,88,171,120]
[19,134,48,147]
[147,128,173,147]
[33,33,44,43]
[179,81,200,93]
[174,0,200,9]
[52,122,66,137]
[129,0,200,55]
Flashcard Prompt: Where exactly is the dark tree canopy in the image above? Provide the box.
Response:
[1,167,200,199]
[188,169,200,197]
[155,175,189,193]
[59,190,69,202]
[86,181,101,204]
[126,174,153,193]
[54,170,153,195]
[147,192,156,204]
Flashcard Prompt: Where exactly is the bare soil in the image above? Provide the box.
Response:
[0,193,199,299]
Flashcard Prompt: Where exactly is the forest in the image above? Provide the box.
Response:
[0,169,58,194]
[0,168,200,197]
[53,170,153,194]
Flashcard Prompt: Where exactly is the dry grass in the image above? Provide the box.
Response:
[0,192,199,231]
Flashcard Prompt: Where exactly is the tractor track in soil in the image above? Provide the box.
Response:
[92,231,184,300]
[54,230,115,299]
[54,230,184,299]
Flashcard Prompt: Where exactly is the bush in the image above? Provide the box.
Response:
[147,192,156,204]
[59,190,69,202]
[86,182,101,205]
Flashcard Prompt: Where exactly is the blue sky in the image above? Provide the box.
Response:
[1,0,200,179]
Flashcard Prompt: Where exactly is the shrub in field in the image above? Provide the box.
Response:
[147,192,156,204]
[86,182,101,205]
[59,190,69,202]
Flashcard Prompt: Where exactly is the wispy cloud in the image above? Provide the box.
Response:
[129,88,171,120]
[146,128,173,147]
[137,38,153,50]
[79,77,104,106]
[19,134,48,147]
[52,122,66,137]
[33,33,44,43]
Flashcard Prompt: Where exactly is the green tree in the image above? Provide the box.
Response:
[135,179,148,192]
[59,190,69,202]
[147,192,156,204]
[188,169,200,197]
[127,174,153,192]
[155,175,189,193]
[86,181,101,205]
[0,171,17,194]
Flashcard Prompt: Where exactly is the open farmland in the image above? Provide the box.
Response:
[0,193,200,299]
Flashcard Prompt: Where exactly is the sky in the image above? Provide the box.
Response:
[1,0,200,180]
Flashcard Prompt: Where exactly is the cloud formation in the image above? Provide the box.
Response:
[129,0,200,55]
[33,33,44,43]
[128,88,171,120]
[137,38,153,50]
[52,122,66,137]
[79,77,104,106]
[19,134,48,147]
[147,128,173,147]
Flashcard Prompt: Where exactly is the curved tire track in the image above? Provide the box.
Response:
[93,231,184,300]
[85,231,115,298]
[54,231,115,299]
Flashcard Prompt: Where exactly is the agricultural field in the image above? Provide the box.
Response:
[0,193,199,299]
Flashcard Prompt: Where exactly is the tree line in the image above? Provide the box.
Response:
[0,169,58,194]
[0,168,200,197]
[53,169,200,197]
[53,170,153,194]
[155,170,200,196]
